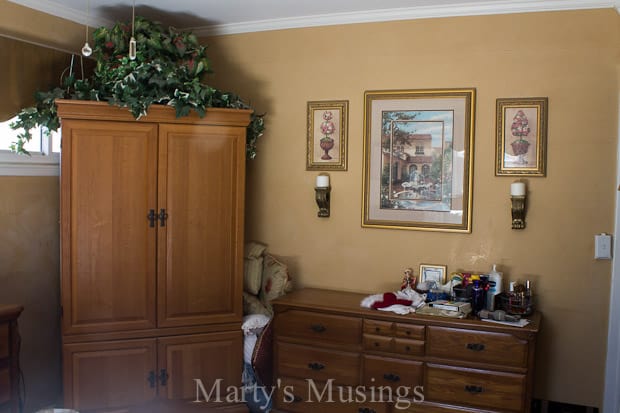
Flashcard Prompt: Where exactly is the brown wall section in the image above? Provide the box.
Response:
[205,9,620,408]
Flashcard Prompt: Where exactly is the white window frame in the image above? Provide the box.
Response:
[0,129,60,176]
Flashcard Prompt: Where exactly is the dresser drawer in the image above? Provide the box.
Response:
[393,338,424,357]
[0,368,10,404]
[427,326,528,367]
[275,377,388,413]
[0,324,8,359]
[363,334,393,352]
[363,355,423,395]
[364,319,425,340]
[276,310,362,346]
[426,364,526,412]
[277,342,360,385]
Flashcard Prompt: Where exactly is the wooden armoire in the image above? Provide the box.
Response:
[57,100,251,412]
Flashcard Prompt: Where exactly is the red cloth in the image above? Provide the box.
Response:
[370,292,413,309]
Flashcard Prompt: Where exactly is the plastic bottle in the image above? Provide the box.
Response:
[472,280,485,313]
[486,264,503,311]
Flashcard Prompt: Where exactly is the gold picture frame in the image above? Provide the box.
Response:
[306,100,348,171]
[362,88,476,233]
[495,97,548,176]
[420,264,447,285]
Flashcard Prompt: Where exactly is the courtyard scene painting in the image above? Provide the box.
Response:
[381,110,454,212]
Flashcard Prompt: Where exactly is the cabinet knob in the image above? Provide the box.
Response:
[465,385,483,394]
[383,373,400,382]
[310,324,326,333]
[308,362,325,371]
[466,343,485,352]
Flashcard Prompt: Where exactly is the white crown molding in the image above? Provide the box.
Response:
[8,0,618,36]
[7,0,113,28]
[191,0,617,36]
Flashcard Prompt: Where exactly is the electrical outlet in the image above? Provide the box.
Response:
[595,233,612,260]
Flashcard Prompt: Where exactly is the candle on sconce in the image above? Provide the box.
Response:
[510,182,526,196]
[316,174,330,188]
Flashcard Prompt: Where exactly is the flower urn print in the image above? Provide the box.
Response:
[319,111,336,160]
[510,109,531,164]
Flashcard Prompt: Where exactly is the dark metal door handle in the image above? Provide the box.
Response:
[147,209,156,227]
[159,208,168,227]
[147,371,156,388]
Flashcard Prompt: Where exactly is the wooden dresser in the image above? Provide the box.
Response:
[271,289,540,413]
[0,305,23,413]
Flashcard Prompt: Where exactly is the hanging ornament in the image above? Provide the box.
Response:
[81,0,92,56]
[129,0,137,60]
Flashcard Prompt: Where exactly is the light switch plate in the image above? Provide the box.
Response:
[595,233,612,260]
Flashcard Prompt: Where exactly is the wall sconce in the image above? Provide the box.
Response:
[510,181,526,229]
[315,174,331,218]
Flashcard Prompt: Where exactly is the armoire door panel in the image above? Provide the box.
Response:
[63,339,157,411]
[61,120,158,335]
[157,331,243,401]
[157,124,245,327]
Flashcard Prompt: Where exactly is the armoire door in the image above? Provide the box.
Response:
[157,123,245,327]
[63,339,157,411]
[157,331,243,401]
[61,120,158,335]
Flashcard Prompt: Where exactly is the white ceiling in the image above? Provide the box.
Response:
[7,0,620,36]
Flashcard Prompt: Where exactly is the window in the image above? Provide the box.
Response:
[415,145,424,155]
[0,116,60,176]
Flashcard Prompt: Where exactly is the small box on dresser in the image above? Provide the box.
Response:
[271,288,540,413]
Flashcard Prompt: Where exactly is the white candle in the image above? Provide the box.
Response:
[511,182,526,196]
[316,175,330,188]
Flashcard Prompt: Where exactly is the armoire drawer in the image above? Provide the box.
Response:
[425,364,526,412]
[277,341,360,385]
[275,310,361,346]
[275,377,389,413]
[427,326,528,367]
[363,355,423,395]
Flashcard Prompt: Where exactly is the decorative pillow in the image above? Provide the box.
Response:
[245,241,268,259]
[243,292,272,317]
[259,254,293,310]
[244,256,263,295]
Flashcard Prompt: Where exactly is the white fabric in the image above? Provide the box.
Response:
[243,334,258,364]
[241,314,270,336]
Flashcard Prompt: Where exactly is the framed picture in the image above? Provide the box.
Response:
[495,97,548,176]
[362,88,476,233]
[420,264,447,285]
[306,100,349,171]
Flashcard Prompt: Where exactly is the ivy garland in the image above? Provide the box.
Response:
[10,17,264,159]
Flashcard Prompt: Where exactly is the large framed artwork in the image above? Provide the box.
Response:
[495,97,548,176]
[362,89,476,233]
[306,100,349,171]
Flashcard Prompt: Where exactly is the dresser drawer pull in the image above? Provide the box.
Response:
[466,343,486,352]
[375,327,381,333]
[465,385,484,394]
[292,395,303,403]
[374,342,380,347]
[310,324,326,333]
[405,346,411,351]
[383,373,400,382]
[358,408,376,413]
[308,362,325,371]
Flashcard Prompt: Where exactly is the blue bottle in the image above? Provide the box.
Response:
[472,280,484,313]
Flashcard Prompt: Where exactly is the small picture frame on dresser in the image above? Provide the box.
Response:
[420,264,447,285]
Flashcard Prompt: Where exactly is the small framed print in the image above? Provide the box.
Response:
[496,97,548,176]
[306,100,348,171]
[419,264,447,285]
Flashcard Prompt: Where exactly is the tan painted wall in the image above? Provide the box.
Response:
[0,0,84,52]
[0,176,61,411]
[205,9,620,408]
